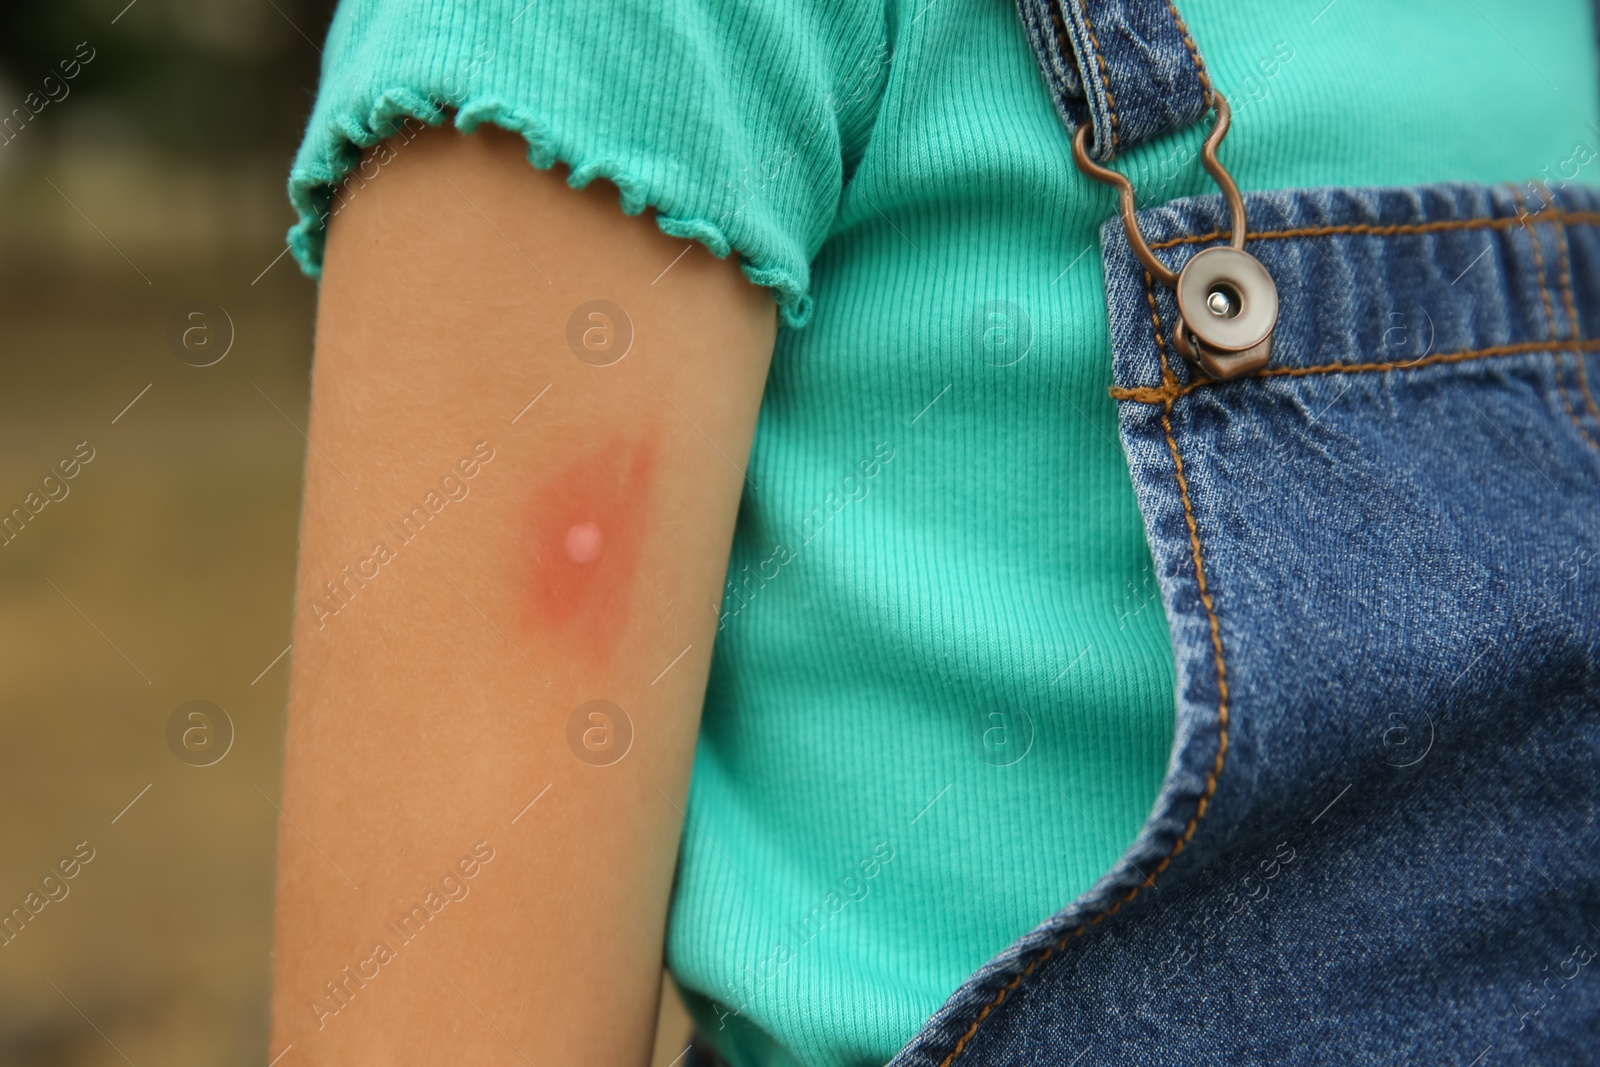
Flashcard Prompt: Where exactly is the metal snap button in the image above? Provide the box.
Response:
[1174,246,1277,379]
[1071,91,1280,381]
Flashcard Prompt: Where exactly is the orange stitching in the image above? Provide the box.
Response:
[1513,188,1556,338]
[1112,383,1179,403]
[1577,355,1600,423]
[1048,2,1075,84]
[1145,281,1229,842]
[1504,190,1600,450]
[1162,407,1231,827]
[1074,0,1120,152]
[1144,269,1176,386]
[1556,355,1600,454]
[1164,0,1213,107]
[1109,203,1600,408]
[1550,202,1582,341]
[1540,202,1600,453]
[1558,209,1600,421]
[1111,383,1176,405]
[935,953,1048,1067]
[938,268,1233,1067]
[1145,274,1230,829]
[1146,211,1600,252]
[1109,339,1600,405]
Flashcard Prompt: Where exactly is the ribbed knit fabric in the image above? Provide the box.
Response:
[285,2,1600,1064]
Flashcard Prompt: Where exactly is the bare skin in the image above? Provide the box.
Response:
[267,123,775,1065]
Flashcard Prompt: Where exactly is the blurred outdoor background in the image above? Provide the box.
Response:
[0,2,688,1063]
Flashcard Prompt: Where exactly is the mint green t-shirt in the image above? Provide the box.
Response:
[287,2,1599,1063]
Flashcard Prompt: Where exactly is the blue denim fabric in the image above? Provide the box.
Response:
[880,181,1600,1065]
[1013,0,1211,159]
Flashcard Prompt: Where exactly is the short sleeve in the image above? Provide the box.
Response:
[285,0,891,328]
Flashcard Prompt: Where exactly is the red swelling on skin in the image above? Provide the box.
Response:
[564,521,603,564]
[519,433,656,665]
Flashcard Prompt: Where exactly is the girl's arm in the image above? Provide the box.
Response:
[267,123,775,1065]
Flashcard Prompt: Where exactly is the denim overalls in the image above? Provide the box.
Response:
[696,1,1600,1063]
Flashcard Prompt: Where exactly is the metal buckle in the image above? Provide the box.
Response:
[1071,91,1277,381]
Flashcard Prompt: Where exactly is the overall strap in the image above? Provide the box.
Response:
[1015,0,1214,160]
[1018,0,1278,380]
